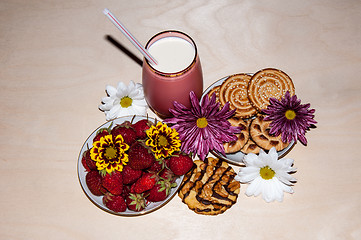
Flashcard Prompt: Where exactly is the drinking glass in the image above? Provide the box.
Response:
[142,30,203,119]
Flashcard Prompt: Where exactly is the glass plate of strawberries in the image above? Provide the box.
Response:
[77,115,193,216]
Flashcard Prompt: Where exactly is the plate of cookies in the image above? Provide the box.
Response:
[202,68,295,166]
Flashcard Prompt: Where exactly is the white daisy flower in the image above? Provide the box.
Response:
[99,81,148,120]
[235,147,297,203]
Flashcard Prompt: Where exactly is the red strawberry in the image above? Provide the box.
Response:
[128,142,155,170]
[146,178,177,202]
[132,172,158,193]
[164,158,171,169]
[81,149,91,172]
[85,171,106,196]
[126,193,147,212]
[111,121,137,146]
[121,184,131,199]
[130,181,136,193]
[102,171,123,195]
[149,159,165,172]
[132,119,152,139]
[93,122,113,142]
[159,168,176,183]
[103,193,127,212]
[93,128,110,142]
[81,148,97,172]
[121,165,142,185]
[168,153,194,176]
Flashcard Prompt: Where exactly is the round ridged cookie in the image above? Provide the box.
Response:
[247,68,295,112]
[219,74,258,119]
[249,115,289,151]
[223,117,249,154]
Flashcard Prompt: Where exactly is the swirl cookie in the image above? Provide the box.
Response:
[219,74,258,119]
[223,117,249,154]
[247,68,295,112]
[178,157,240,215]
[249,115,289,151]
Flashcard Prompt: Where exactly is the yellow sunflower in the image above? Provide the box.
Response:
[90,134,129,174]
[145,122,181,159]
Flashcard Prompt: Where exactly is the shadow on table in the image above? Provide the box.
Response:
[105,35,143,67]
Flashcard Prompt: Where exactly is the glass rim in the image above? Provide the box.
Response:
[144,30,198,77]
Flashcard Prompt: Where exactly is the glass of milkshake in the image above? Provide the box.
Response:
[142,30,203,119]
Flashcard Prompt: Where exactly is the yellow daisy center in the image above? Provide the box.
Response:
[285,109,296,120]
[104,146,117,159]
[157,135,169,147]
[196,117,208,128]
[120,96,133,108]
[260,166,275,180]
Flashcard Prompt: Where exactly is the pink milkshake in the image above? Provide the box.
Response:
[142,31,203,118]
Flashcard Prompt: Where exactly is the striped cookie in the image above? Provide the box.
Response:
[178,157,240,215]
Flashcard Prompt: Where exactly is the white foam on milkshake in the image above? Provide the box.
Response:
[148,37,195,73]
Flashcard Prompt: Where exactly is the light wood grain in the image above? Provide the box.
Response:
[1,0,361,239]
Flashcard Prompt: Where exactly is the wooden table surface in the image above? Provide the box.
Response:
[1,0,360,239]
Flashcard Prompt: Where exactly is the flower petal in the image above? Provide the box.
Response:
[237,168,260,183]
[262,179,277,202]
[105,85,117,96]
[245,177,263,197]
[243,153,259,166]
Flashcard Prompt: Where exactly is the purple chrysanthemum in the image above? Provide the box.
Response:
[163,91,241,160]
[263,91,317,145]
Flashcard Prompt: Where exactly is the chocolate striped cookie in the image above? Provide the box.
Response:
[178,157,240,215]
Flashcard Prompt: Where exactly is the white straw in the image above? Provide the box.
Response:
[103,8,158,65]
